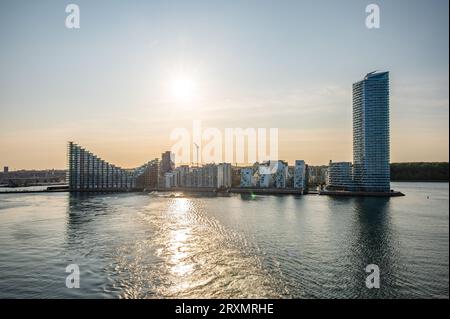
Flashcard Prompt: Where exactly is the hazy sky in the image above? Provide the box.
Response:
[0,0,448,169]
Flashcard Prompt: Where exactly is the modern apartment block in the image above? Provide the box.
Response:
[174,165,190,187]
[307,166,327,186]
[352,71,391,192]
[259,173,271,188]
[164,172,176,188]
[274,161,288,188]
[258,162,272,188]
[293,160,307,190]
[165,163,231,189]
[239,160,298,189]
[200,164,218,188]
[160,151,175,175]
[217,163,232,189]
[327,161,353,191]
[240,168,254,187]
[67,142,144,191]
[136,159,160,189]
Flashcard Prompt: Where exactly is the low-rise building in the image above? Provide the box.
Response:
[240,168,254,187]
[274,160,288,188]
[258,162,272,188]
[327,160,354,191]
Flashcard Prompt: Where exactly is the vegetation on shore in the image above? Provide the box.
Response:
[390,162,449,181]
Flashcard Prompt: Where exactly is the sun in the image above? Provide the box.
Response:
[170,75,196,102]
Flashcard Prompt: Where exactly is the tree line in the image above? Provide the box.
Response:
[390,162,449,181]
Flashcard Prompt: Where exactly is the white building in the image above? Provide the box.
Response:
[274,160,288,188]
[258,162,273,188]
[294,160,307,190]
[259,173,271,188]
[240,168,253,187]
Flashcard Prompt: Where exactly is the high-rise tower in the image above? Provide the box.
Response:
[352,71,390,192]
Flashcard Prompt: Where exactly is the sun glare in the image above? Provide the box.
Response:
[170,75,196,102]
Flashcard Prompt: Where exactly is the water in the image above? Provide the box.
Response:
[0,183,448,299]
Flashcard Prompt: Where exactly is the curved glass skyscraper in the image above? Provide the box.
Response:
[352,71,390,192]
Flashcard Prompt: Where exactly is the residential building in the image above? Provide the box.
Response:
[240,168,254,187]
[160,151,175,175]
[258,162,272,188]
[327,161,353,190]
[294,160,307,190]
[352,71,390,192]
[217,163,232,189]
[274,160,288,188]
[67,142,141,190]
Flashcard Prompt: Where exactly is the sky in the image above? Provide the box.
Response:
[0,0,448,169]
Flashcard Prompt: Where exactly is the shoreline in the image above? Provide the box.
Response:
[1,186,404,197]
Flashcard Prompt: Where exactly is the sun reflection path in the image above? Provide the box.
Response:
[166,199,195,278]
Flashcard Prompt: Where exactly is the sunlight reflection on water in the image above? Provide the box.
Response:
[0,183,448,298]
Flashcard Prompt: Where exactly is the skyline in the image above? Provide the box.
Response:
[0,0,449,170]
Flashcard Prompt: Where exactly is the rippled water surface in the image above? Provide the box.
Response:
[0,183,448,298]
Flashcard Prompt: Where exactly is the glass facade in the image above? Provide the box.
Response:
[327,161,354,190]
[352,71,390,192]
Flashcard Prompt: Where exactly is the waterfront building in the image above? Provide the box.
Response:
[185,166,193,187]
[136,159,160,189]
[294,160,307,190]
[172,169,180,187]
[287,166,295,188]
[231,166,242,187]
[327,161,354,191]
[352,71,390,192]
[217,163,232,189]
[200,164,218,188]
[192,167,201,187]
[175,165,190,187]
[164,172,175,188]
[274,161,288,188]
[67,142,146,191]
[160,151,175,175]
[307,166,328,186]
[258,162,272,188]
[240,168,254,187]
[259,173,271,188]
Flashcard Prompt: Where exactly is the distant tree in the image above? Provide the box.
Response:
[390,162,449,181]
